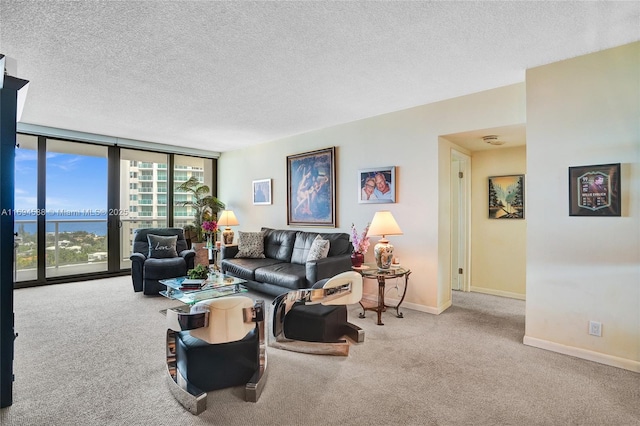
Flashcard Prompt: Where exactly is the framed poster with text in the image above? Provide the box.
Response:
[569,163,620,216]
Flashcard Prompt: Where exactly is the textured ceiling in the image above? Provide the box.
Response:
[1,1,639,153]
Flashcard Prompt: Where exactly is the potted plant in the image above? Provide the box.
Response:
[187,264,210,280]
[176,176,225,244]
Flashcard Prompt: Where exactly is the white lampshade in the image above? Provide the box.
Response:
[366,211,403,238]
[218,210,239,245]
[366,211,402,270]
[218,210,239,227]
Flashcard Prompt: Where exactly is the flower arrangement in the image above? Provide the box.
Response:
[351,223,370,254]
[201,220,218,248]
[202,220,218,234]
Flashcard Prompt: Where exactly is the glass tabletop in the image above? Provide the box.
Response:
[159,274,248,304]
[353,263,410,277]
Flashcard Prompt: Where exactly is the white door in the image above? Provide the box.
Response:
[451,150,470,291]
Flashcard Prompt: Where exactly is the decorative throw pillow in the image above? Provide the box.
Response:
[235,231,266,259]
[147,234,178,259]
[307,235,330,262]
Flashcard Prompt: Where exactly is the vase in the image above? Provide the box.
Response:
[205,233,214,249]
[350,252,364,267]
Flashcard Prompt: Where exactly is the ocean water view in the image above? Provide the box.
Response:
[14,214,108,236]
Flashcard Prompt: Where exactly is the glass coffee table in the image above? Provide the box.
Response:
[160,274,248,305]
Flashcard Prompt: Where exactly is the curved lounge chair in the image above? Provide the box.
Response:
[271,271,364,356]
[165,296,267,415]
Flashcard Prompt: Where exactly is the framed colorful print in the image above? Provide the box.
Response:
[488,174,525,219]
[287,147,336,227]
[569,163,620,216]
[252,179,272,205]
[358,166,396,203]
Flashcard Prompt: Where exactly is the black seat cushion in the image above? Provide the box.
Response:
[176,328,259,392]
[254,263,306,290]
[222,258,285,281]
[143,257,187,279]
[284,303,347,343]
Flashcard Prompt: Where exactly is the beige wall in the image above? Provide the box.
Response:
[218,42,639,371]
[219,83,526,314]
[524,42,639,371]
[471,146,527,299]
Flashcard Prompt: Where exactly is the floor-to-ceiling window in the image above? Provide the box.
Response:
[119,149,170,270]
[173,154,213,229]
[45,139,109,278]
[14,134,38,282]
[14,134,216,287]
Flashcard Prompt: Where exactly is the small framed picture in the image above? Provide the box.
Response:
[488,175,525,219]
[358,166,396,203]
[252,179,272,205]
[569,163,620,216]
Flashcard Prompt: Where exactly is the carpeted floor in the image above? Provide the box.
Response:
[1,276,639,425]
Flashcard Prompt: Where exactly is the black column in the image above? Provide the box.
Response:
[0,74,29,408]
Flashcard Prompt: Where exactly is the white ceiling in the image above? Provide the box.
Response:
[442,125,527,152]
[1,1,638,153]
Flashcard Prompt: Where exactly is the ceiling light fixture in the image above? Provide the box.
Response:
[483,135,505,146]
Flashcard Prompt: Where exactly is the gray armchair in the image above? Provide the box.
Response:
[130,228,196,295]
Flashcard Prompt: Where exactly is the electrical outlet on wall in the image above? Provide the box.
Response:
[589,321,602,337]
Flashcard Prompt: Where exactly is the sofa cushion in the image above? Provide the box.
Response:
[147,234,178,259]
[236,231,266,259]
[261,228,296,262]
[318,232,351,256]
[307,235,330,262]
[222,258,284,281]
[254,263,307,290]
[290,231,320,265]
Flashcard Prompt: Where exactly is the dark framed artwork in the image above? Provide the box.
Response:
[252,179,272,205]
[358,166,396,203]
[569,163,620,216]
[287,147,336,227]
[488,174,525,219]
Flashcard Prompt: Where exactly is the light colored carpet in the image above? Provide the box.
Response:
[1,276,638,425]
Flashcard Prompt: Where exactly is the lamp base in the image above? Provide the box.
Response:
[374,238,394,269]
[222,228,234,245]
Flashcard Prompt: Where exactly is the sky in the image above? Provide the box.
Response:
[14,147,108,216]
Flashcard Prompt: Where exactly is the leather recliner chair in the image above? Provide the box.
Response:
[130,228,195,295]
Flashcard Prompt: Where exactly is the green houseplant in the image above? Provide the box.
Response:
[176,176,225,244]
[187,264,210,280]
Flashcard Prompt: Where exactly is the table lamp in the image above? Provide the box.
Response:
[218,210,239,245]
[366,211,403,269]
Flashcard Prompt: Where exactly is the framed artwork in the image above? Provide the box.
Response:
[287,147,336,227]
[569,163,620,216]
[488,174,525,219]
[358,166,396,203]
[252,179,272,205]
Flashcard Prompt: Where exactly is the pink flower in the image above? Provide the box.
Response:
[351,223,370,254]
[202,220,218,233]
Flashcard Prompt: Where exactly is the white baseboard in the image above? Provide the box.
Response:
[523,335,640,373]
[381,296,445,315]
[470,286,526,300]
[360,295,443,315]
